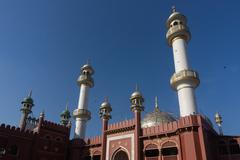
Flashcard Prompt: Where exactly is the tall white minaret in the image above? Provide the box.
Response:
[73,64,94,139]
[166,7,200,117]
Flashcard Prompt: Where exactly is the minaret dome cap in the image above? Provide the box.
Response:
[81,64,94,75]
[130,91,143,99]
[100,101,112,111]
[21,91,34,105]
[166,7,187,28]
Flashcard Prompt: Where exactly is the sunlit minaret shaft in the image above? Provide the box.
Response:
[166,7,200,117]
[73,64,94,139]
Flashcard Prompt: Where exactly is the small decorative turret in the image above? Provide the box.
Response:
[99,98,112,160]
[130,85,144,112]
[130,85,144,160]
[99,97,112,120]
[166,7,200,117]
[215,112,223,135]
[60,104,71,126]
[19,91,34,131]
[36,111,44,133]
[73,63,94,139]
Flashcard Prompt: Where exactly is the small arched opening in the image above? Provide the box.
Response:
[145,144,159,160]
[112,148,129,160]
[92,150,101,160]
[161,141,178,160]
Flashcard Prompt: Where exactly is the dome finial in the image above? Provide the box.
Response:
[154,96,160,112]
[65,102,69,110]
[172,6,176,13]
[135,83,139,91]
[86,59,90,65]
[28,90,32,98]
[104,96,109,103]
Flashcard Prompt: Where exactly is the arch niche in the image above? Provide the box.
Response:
[112,149,129,160]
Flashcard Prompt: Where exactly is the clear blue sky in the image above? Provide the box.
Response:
[0,0,239,137]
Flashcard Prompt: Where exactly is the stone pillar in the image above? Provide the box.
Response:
[99,98,112,160]
[130,87,144,160]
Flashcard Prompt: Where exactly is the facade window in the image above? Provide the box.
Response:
[145,149,159,157]
[92,155,101,160]
[161,147,178,156]
[229,140,240,155]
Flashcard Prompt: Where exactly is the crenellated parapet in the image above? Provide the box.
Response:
[0,123,37,138]
[85,136,102,146]
[106,119,135,134]
[141,115,202,137]
[41,120,71,134]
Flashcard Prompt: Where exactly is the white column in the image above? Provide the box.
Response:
[177,86,197,116]
[172,38,189,72]
[172,38,198,117]
[74,84,89,139]
[75,118,87,139]
[78,85,89,110]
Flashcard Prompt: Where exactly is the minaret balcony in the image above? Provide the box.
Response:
[73,108,91,120]
[131,105,144,112]
[166,24,191,46]
[77,75,94,87]
[170,69,200,90]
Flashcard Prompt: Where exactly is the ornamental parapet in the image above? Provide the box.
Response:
[166,24,191,46]
[73,108,91,120]
[77,74,94,87]
[170,69,200,90]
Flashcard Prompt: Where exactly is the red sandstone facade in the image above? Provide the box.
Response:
[1,113,239,160]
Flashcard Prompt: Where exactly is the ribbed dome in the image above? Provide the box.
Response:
[141,107,176,128]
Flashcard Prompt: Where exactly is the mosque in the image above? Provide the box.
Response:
[0,8,240,160]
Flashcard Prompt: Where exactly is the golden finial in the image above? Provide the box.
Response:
[155,96,158,108]
[154,96,160,112]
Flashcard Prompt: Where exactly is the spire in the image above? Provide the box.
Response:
[135,84,139,91]
[28,90,32,98]
[155,96,158,108]
[154,96,160,112]
[86,59,90,65]
[172,6,176,13]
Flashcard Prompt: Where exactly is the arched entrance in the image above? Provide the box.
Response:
[113,150,129,160]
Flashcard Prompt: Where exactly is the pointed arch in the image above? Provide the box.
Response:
[111,147,129,160]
